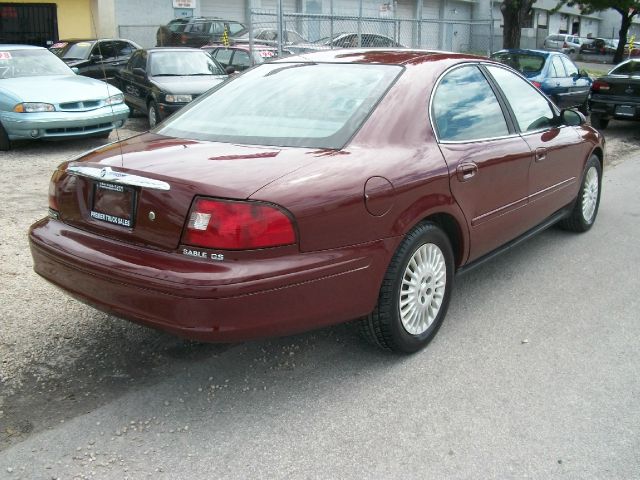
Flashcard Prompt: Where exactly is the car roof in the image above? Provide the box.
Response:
[0,44,45,51]
[145,47,206,53]
[278,49,485,65]
[494,48,551,57]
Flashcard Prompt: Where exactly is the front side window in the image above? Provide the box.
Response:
[432,65,509,142]
[213,48,233,67]
[156,62,402,149]
[233,51,251,70]
[486,65,555,133]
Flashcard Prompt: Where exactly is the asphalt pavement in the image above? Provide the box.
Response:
[1,149,639,478]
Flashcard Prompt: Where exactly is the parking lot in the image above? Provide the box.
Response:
[1,115,639,477]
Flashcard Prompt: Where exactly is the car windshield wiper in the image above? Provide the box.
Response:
[265,63,317,77]
[183,73,218,76]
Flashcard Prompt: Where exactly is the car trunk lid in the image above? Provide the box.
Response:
[55,133,314,250]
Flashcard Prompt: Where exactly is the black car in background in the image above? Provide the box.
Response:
[116,47,227,127]
[156,17,246,47]
[589,59,640,129]
[49,39,140,83]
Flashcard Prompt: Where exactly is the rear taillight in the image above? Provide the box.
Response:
[592,80,610,92]
[530,81,542,89]
[181,197,296,250]
[563,41,569,48]
[180,34,188,44]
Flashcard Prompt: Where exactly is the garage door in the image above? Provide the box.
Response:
[199,0,246,22]
[259,0,298,13]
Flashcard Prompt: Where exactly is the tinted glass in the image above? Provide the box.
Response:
[432,65,509,141]
[149,51,224,76]
[213,48,233,67]
[127,51,145,70]
[51,41,94,60]
[92,42,117,60]
[490,52,545,75]
[233,50,251,70]
[0,49,72,78]
[487,65,555,132]
[610,61,640,76]
[156,63,402,149]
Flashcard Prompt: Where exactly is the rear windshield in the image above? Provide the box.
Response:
[610,61,640,76]
[490,52,546,75]
[155,62,402,149]
[50,41,94,60]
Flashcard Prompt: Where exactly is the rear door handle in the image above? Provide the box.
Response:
[535,147,547,162]
[456,162,478,182]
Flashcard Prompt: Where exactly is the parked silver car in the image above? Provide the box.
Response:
[0,45,129,151]
[543,34,584,54]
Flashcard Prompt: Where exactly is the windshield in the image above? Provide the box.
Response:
[149,51,225,76]
[0,49,73,79]
[156,62,402,149]
[490,52,546,76]
[50,41,94,60]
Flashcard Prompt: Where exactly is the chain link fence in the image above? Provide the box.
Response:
[249,9,493,56]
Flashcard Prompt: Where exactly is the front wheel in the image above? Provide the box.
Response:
[360,222,455,353]
[0,123,11,151]
[559,155,602,232]
[148,100,159,128]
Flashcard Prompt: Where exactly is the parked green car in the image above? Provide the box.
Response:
[0,44,129,151]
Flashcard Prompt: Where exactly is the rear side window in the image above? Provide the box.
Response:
[432,65,509,142]
[561,56,578,76]
[550,56,566,77]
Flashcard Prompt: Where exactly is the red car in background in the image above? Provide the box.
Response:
[202,43,291,73]
[29,50,604,353]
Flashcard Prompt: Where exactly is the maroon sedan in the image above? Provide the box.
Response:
[29,50,604,353]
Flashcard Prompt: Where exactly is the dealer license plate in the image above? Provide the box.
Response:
[91,181,136,228]
[615,105,635,117]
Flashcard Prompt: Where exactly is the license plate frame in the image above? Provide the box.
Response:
[615,104,635,117]
[90,181,136,228]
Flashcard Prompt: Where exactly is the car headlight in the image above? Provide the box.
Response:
[165,94,193,103]
[105,94,124,106]
[13,103,55,113]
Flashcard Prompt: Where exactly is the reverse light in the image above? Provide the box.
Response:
[591,80,610,92]
[105,93,124,105]
[182,198,296,250]
[13,102,55,113]
[165,94,193,103]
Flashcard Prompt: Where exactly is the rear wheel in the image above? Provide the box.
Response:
[559,155,602,232]
[590,113,609,130]
[0,123,10,151]
[360,222,454,353]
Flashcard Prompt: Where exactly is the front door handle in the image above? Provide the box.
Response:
[456,162,478,182]
[535,147,547,162]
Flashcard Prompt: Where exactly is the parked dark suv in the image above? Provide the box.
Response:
[156,17,246,47]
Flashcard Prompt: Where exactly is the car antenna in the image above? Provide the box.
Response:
[89,6,124,168]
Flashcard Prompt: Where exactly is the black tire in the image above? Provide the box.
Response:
[0,123,11,151]
[591,114,609,130]
[148,100,159,128]
[559,155,602,232]
[578,99,589,116]
[360,222,455,353]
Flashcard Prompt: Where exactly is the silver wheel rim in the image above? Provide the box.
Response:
[149,106,157,127]
[581,166,599,223]
[399,243,446,336]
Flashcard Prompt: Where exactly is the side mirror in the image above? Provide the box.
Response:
[132,67,146,78]
[71,67,79,74]
[225,65,236,75]
[90,54,103,62]
[579,69,589,78]
[561,109,586,126]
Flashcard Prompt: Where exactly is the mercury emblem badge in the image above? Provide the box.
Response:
[148,211,156,221]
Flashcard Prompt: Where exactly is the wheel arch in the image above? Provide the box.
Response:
[420,212,467,269]
[590,146,604,171]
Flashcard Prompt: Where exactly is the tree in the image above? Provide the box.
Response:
[501,0,537,49]
[557,1,640,63]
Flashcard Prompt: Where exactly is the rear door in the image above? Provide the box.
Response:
[432,64,534,261]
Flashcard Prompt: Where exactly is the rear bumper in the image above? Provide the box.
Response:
[1,103,129,140]
[589,95,640,120]
[29,217,394,342]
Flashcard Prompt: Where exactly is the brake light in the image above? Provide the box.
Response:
[180,34,188,44]
[530,81,542,89]
[181,198,296,250]
[592,80,610,92]
[563,41,569,48]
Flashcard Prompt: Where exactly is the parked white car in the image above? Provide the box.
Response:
[543,34,584,54]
